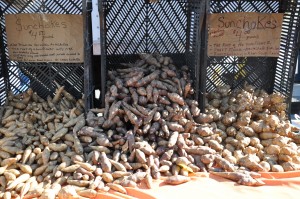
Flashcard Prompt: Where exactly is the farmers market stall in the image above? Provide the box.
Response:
[0,0,300,199]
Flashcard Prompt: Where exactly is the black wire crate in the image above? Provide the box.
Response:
[205,0,300,114]
[0,0,84,104]
[98,0,206,108]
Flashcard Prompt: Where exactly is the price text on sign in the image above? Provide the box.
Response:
[207,12,283,57]
[5,13,83,63]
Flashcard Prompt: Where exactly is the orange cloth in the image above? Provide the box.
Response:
[95,171,300,199]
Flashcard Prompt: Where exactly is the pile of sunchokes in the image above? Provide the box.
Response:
[1,53,300,199]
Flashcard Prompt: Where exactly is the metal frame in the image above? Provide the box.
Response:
[205,0,300,115]
[97,0,206,108]
[0,0,84,104]
[83,0,94,110]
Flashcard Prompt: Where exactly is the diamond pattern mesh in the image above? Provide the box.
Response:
[274,0,300,113]
[206,0,300,114]
[0,0,83,104]
[100,0,205,105]
[0,77,5,105]
[207,0,280,92]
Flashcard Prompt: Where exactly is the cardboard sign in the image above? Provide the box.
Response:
[5,13,83,63]
[208,12,283,57]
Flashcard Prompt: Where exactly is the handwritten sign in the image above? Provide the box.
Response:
[5,14,83,63]
[208,12,283,57]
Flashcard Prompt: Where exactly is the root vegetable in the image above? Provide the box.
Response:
[196,126,214,137]
[282,162,300,171]
[48,143,68,152]
[119,179,137,188]
[89,145,110,154]
[210,171,265,186]
[107,183,127,194]
[3,173,15,184]
[259,132,279,140]
[167,122,184,132]
[76,189,97,198]
[167,93,185,106]
[16,163,32,174]
[125,72,144,87]
[184,146,216,155]
[89,176,102,190]
[20,180,31,199]
[215,155,235,172]
[163,175,191,185]
[102,173,113,183]
[61,165,80,173]
[271,165,284,172]
[66,179,90,187]
[1,55,300,196]
[143,107,158,125]
[136,70,160,87]
[111,171,130,178]
[51,128,69,142]
[208,140,224,151]
[0,146,23,155]
[3,192,11,199]
[238,155,266,172]
[98,152,111,173]
[265,145,281,155]
[58,185,80,199]
[142,173,153,189]
[6,173,30,190]
[110,159,127,172]
[73,161,96,172]
[76,167,94,179]
[135,149,147,164]
[166,131,179,148]
[0,165,8,175]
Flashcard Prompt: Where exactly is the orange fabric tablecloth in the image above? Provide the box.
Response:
[95,171,300,199]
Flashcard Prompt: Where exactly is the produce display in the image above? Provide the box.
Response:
[0,53,300,198]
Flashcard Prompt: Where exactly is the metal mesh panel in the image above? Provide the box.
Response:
[210,1,279,13]
[103,0,188,56]
[105,0,146,56]
[207,0,300,114]
[274,0,300,112]
[0,0,83,104]
[44,0,82,14]
[207,0,280,93]
[0,77,5,105]
[0,22,3,79]
[99,0,205,106]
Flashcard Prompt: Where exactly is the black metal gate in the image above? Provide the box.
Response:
[205,0,300,114]
[89,0,299,114]
[96,0,206,108]
[0,0,84,105]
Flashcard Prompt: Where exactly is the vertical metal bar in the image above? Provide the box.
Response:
[185,0,191,58]
[278,0,285,13]
[271,0,284,95]
[83,0,94,111]
[295,49,300,82]
[42,0,46,13]
[199,0,209,112]
[0,7,10,97]
[237,0,242,12]
[145,1,149,53]
[195,1,202,102]
[287,0,300,117]
[99,0,107,108]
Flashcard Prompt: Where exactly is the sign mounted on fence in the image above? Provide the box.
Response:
[207,12,283,57]
[5,13,83,63]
